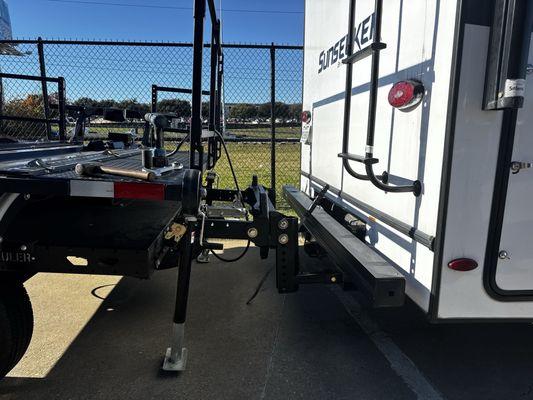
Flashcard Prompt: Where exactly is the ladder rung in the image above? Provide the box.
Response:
[342,42,387,64]
[338,153,379,165]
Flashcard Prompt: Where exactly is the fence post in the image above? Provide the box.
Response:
[37,37,53,140]
[57,77,66,141]
[270,43,277,206]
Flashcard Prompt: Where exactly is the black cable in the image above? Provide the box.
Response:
[210,239,251,263]
[246,266,273,305]
[207,129,251,263]
[45,0,304,14]
[213,129,245,206]
[167,133,189,157]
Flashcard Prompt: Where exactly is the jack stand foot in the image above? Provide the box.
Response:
[196,249,210,264]
[162,323,188,372]
[162,347,188,372]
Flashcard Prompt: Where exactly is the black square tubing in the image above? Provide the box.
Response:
[189,0,207,171]
[190,0,223,172]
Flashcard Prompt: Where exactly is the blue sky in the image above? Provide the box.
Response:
[2,1,304,105]
[9,0,304,44]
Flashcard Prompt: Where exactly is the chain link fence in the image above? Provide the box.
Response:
[0,39,303,208]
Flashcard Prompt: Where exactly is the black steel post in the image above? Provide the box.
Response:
[365,0,383,157]
[207,21,219,169]
[37,37,53,140]
[216,51,223,133]
[208,23,218,132]
[173,221,196,324]
[215,46,224,162]
[190,0,206,171]
[340,0,371,181]
[57,77,66,141]
[270,43,277,206]
[272,212,299,293]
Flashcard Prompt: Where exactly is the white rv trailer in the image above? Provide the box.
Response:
[290,0,533,321]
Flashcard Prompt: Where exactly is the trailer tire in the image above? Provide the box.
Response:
[0,283,34,380]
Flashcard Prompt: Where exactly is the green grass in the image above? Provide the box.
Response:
[82,125,301,140]
[228,126,301,140]
[167,141,301,209]
[214,142,301,209]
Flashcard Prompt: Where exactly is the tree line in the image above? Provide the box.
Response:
[227,102,302,121]
[72,98,302,121]
[1,94,303,125]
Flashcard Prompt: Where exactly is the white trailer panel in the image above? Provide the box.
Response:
[301,0,533,320]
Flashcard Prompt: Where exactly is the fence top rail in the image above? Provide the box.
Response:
[0,39,303,50]
[0,72,64,83]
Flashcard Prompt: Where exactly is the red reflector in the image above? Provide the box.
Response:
[388,80,424,110]
[301,111,311,123]
[448,258,478,271]
[114,182,165,200]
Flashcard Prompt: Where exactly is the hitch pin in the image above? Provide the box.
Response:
[510,161,532,174]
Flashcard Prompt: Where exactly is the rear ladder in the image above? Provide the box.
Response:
[337,0,422,196]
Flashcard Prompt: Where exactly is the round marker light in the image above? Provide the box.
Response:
[388,80,424,111]
[301,111,312,123]
[448,258,478,271]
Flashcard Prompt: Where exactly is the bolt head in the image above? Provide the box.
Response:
[499,250,510,260]
[247,228,258,239]
[278,219,289,230]
[24,194,31,201]
[20,245,27,251]
[278,234,289,245]
[331,276,337,283]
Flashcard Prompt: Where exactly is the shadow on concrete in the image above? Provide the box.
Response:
[1,247,533,400]
[0,248,412,400]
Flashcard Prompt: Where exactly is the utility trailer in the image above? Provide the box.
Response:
[0,0,245,377]
[293,0,533,321]
[0,0,349,379]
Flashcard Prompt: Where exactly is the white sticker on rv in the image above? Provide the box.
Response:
[504,79,525,98]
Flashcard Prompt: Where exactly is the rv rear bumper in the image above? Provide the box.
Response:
[283,185,405,307]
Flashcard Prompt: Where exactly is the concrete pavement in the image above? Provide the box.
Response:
[1,246,533,399]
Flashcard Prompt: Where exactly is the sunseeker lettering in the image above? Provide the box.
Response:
[318,13,375,74]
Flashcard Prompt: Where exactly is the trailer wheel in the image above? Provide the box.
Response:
[0,283,34,379]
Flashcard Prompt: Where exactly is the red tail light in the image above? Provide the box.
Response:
[301,111,311,123]
[388,80,424,111]
[448,258,478,271]
[114,182,165,200]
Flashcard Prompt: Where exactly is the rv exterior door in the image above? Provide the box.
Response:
[493,79,533,294]
[486,1,533,297]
